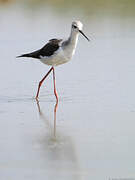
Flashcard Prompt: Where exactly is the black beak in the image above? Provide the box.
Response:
[79,30,90,41]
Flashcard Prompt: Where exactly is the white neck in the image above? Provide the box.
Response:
[69,29,79,47]
[61,29,79,61]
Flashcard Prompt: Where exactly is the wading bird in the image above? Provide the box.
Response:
[17,21,89,102]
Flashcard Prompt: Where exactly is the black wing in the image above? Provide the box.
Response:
[17,39,62,59]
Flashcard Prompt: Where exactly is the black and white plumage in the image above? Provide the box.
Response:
[17,21,89,100]
[17,39,62,59]
[17,21,89,66]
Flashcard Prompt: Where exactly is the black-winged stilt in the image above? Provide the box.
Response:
[17,21,89,101]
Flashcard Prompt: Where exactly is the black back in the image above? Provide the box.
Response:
[17,39,62,59]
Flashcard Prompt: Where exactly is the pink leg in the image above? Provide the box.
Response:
[54,100,58,137]
[36,67,53,99]
[52,67,58,102]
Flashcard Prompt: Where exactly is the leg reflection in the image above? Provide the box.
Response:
[36,99,58,138]
[35,99,82,180]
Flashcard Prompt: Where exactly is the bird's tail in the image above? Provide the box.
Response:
[16,53,31,58]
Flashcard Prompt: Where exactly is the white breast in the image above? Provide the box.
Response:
[39,47,71,66]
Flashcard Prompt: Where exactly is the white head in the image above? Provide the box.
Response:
[71,20,89,41]
[72,21,83,31]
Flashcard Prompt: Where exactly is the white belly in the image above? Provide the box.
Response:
[39,46,75,66]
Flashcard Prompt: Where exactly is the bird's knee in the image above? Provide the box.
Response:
[39,81,42,87]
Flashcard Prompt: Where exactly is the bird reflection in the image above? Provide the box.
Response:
[36,99,58,138]
[35,99,83,180]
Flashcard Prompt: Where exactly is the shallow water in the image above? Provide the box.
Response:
[0,2,135,180]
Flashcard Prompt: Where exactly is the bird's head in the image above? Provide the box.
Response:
[71,21,90,41]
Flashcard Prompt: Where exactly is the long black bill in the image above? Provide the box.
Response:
[79,30,90,41]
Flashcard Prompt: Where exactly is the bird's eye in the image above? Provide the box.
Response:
[73,25,77,29]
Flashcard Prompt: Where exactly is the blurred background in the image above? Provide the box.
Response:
[0,0,135,180]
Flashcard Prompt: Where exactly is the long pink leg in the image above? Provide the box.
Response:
[54,100,58,137]
[52,67,58,102]
[36,67,53,99]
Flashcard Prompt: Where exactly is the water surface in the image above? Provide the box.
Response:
[0,1,135,180]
